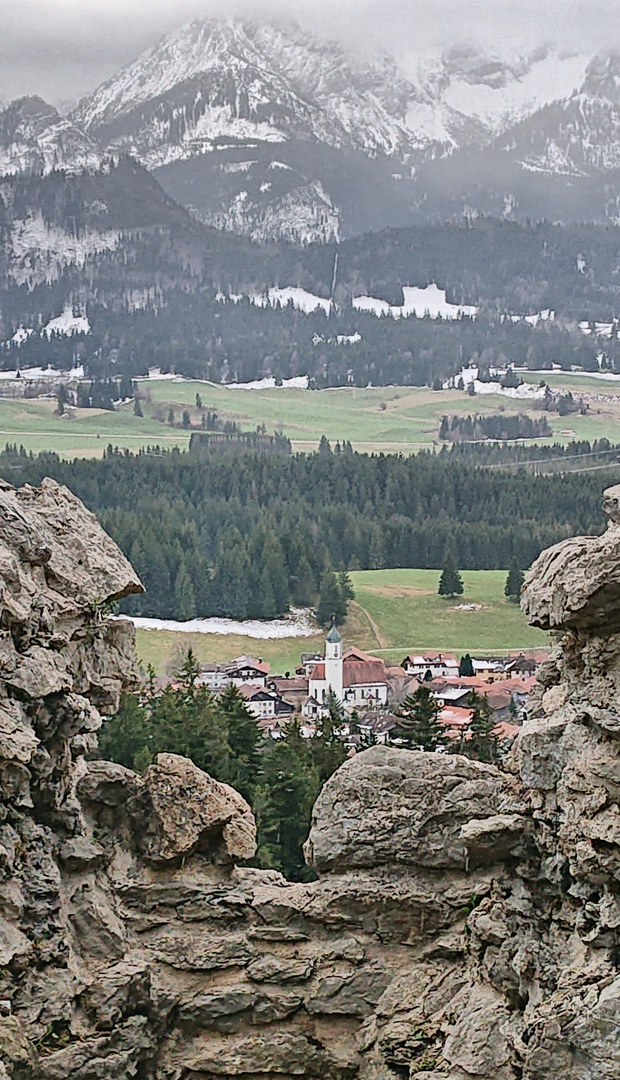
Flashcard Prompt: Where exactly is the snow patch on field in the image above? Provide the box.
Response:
[11,328,34,345]
[228,375,309,390]
[117,607,317,639]
[44,308,91,338]
[352,284,478,320]
[0,365,85,381]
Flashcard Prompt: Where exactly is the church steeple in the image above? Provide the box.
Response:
[325,618,343,698]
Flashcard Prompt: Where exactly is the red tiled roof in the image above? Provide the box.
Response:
[343,660,387,687]
[439,706,474,728]
[272,677,309,691]
[502,677,535,692]
[344,646,382,663]
[493,722,521,740]
[309,663,325,680]
[237,683,273,700]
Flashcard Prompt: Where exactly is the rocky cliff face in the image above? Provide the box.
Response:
[1,478,620,1079]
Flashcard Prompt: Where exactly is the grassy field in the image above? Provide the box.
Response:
[2,371,620,458]
[135,568,549,676]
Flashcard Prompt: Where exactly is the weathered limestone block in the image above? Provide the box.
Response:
[246,956,315,983]
[127,753,257,864]
[305,745,525,872]
[0,702,37,764]
[147,929,253,971]
[521,483,620,631]
[80,960,151,1031]
[524,976,620,1080]
[77,759,141,806]
[182,1032,342,1077]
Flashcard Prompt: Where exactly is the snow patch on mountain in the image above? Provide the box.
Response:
[227,375,309,390]
[44,308,91,338]
[202,180,340,244]
[427,46,592,135]
[353,284,478,320]
[118,607,316,639]
[254,288,333,316]
[0,96,103,177]
[7,214,121,287]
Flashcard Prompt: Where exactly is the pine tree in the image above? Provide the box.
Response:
[504,563,525,602]
[337,570,355,602]
[316,570,346,627]
[133,397,143,417]
[182,410,191,428]
[463,692,498,763]
[438,554,464,598]
[218,683,262,803]
[178,647,200,690]
[393,685,447,751]
[459,653,474,676]
[167,407,175,425]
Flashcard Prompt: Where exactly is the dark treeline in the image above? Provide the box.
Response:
[439,413,553,442]
[442,437,620,469]
[2,294,614,390]
[0,441,616,621]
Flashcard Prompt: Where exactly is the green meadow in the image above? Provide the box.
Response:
[2,371,620,458]
[135,568,548,676]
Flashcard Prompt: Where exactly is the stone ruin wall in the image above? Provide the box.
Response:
[1,476,620,1078]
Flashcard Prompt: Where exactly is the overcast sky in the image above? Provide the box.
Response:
[1,0,619,108]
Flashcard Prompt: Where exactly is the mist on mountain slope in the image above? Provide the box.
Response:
[3,0,620,105]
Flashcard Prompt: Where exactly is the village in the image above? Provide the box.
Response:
[186,620,545,750]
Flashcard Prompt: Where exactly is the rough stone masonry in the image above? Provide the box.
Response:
[1,477,620,1078]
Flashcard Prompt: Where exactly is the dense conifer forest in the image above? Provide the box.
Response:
[0,441,616,620]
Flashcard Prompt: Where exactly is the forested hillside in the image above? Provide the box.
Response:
[3,165,620,389]
[0,441,615,621]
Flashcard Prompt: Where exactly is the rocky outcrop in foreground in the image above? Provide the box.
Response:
[2,478,620,1078]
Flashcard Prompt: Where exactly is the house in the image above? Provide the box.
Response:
[268,676,309,713]
[308,624,388,711]
[352,712,399,746]
[237,684,294,721]
[384,667,420,706]
[297,653,324,677]
[401,653,459,680]
[504,653,538,677]
[197,656,270,690]
[471,656,509,680]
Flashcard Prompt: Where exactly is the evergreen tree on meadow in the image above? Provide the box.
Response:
[504,562,525,602]
[393,685,447,751]
[438,553,464,598]
[459,653,474,677]
[133,397,143,417]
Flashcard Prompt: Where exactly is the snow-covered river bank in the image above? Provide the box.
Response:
[115,608,318,639]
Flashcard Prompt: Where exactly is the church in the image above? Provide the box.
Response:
[307,621,388,711]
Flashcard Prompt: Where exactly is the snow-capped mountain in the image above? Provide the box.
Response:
[0,97,103,177]
[414,44,591,138]
[3,17,620,240]
[72,18,467,168]
[495,53,620,175]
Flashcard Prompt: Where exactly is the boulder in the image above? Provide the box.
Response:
[521,483,620,631]
[304,745,525,872]
[128,753,257,864]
